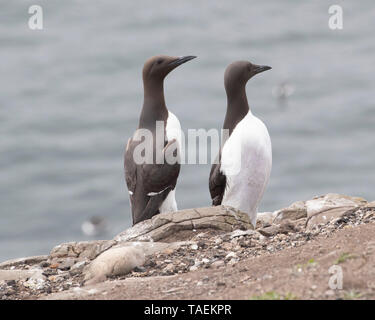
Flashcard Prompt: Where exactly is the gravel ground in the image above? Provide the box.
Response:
[1,205,374,300]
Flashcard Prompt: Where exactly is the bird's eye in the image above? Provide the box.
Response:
[157,59,163,65]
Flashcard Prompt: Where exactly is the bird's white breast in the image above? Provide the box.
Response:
[157,111,181,213]
[220,112,272,227]
[165,111,182,151]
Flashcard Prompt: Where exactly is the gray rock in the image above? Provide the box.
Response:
[114,241,189,256]
[5,280,16,287]
[163,263,175,273]
[0,269,44,282]
[115,206,253,243]
[49,240,116,261]
[274,201,307,223]
[228,229,258,239]
[69,260,88,276]
[84,246,145,285]
[256,211,277,228]
[258,220,298,237]
[0,255,48,270]
[58,258,76,271]
[133,266,146,273]
[225,252,237,260]
[39,261,50,268]
[214,238,223,244]
[365,201,375,209]
[190,244,198,250]
[24,270,46,290]
[306,194,367,229]
[71,260,88,271]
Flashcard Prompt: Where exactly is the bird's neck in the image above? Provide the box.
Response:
[223,84,250,137]
[139,80,168,129]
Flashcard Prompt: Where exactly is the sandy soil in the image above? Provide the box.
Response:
[43,221,375,300]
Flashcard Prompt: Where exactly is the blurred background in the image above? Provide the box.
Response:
[1,0,374,261]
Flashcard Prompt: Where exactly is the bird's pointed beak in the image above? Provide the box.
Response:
[168,55,197,68]
[253,64,272,75]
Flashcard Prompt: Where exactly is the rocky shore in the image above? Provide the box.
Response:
[1,193,374,300]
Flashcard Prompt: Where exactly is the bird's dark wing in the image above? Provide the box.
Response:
[124,138,137,195]
[142,138,180,195]
[209,158,227,206]
[124,138,180,225]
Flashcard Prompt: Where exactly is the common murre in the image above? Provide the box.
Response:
[209,60,272,227]
[125,55,196,225]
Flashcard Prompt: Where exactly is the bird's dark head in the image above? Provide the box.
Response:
[224,60,271,90]
[142,55,197,82]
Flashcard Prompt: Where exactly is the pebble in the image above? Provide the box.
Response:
[24,278,45,290]
[39,261,50,268]
[71,261,87,271]
[225,252,237,260]
[195,233,206,238]
[259,235,266,242]
[133,266,146,273]
[163,264,175,273]
[222,243,233,250]
[6,280,16,287]
[214,238,223,245]
[58,258,76,271]
[162,248,174,255]
[211,260,224,269]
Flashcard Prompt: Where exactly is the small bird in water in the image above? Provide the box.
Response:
[81,216,107,237]
[272,80,295,108]
[124,55,196,225]
[209,61,272,228]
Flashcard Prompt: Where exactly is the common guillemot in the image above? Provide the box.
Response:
[125,55,196,225]
[209,60,272,227]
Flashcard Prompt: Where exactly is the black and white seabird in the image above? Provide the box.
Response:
[209,61,272,227]
[125,55,196,225]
